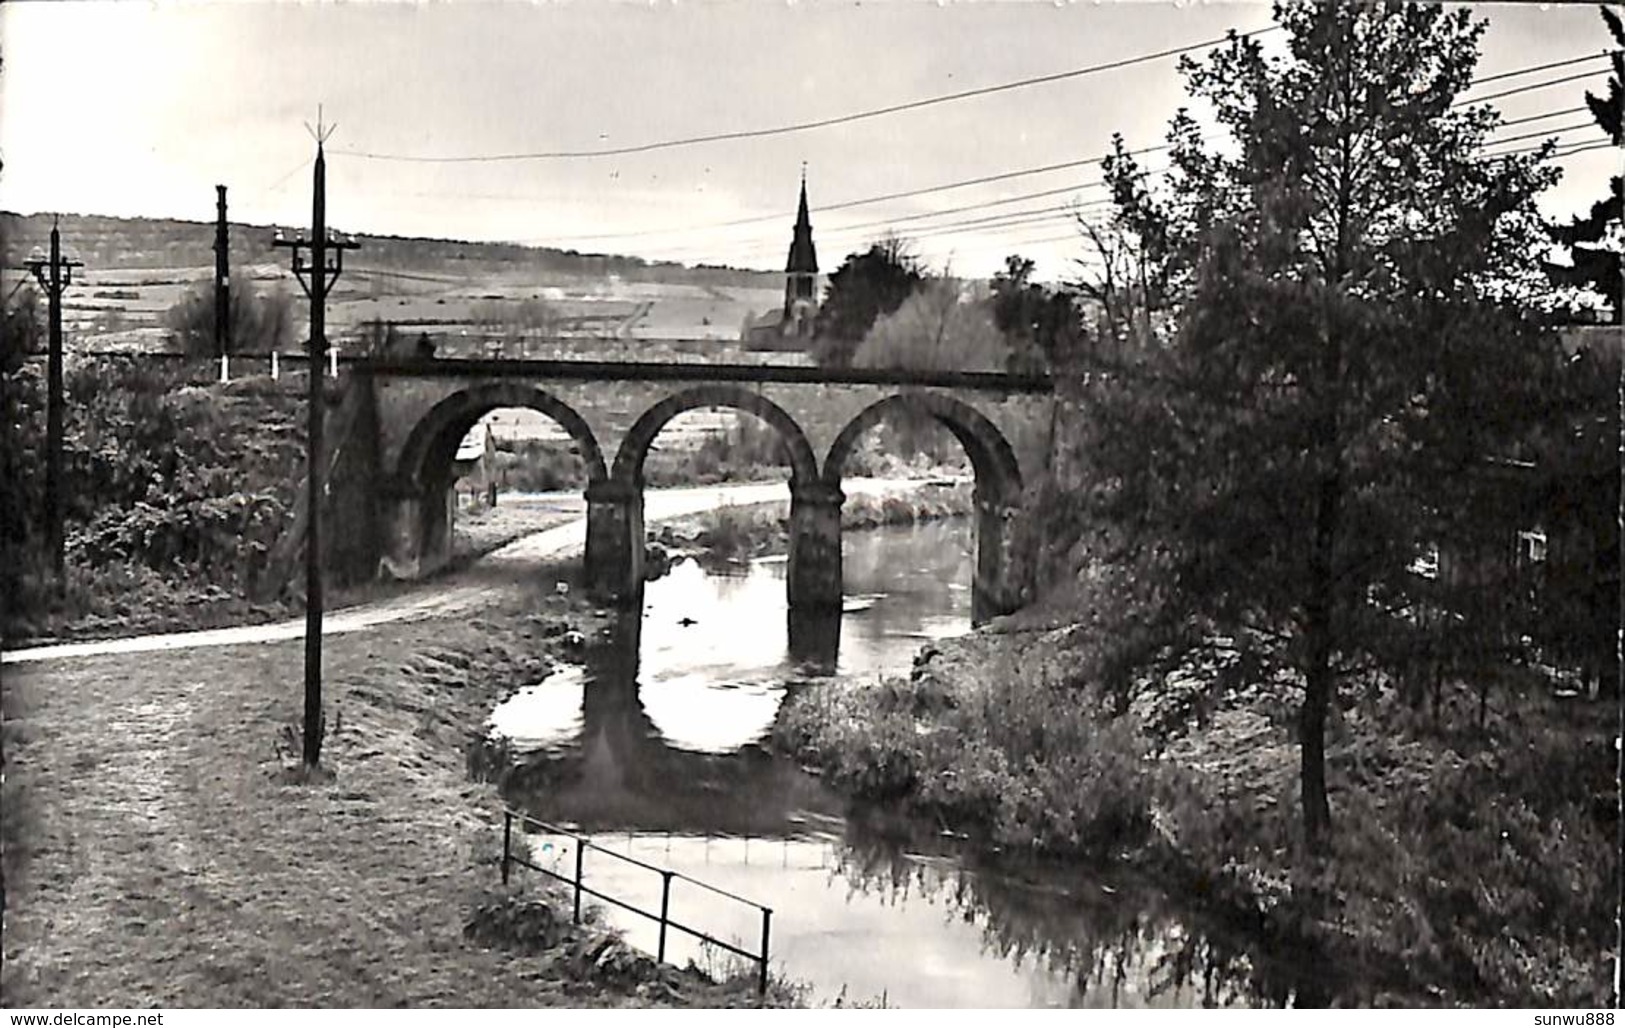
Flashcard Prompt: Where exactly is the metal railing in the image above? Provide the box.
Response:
[500,809,774,996]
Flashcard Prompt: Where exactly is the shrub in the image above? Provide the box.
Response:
[1,355,304,640]
[779,638,1164,858]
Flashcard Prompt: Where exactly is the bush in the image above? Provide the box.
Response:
[778,637,1164,859]
[1,355,304,641]
[164,281,297,355]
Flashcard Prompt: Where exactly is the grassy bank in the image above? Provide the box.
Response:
[1,560,794,1007]
[775,603,1617,1007]
[649,480,974,567]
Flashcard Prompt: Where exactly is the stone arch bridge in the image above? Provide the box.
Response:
[323,358,1054,619]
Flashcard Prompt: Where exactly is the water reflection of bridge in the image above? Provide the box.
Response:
[501,607,847,836]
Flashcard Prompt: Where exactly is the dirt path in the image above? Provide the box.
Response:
[3,478,926,666]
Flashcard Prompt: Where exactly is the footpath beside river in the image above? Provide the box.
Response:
[0,478,941,1008]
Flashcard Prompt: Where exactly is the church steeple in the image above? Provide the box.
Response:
[782,168,819,335]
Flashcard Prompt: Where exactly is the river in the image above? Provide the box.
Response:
[487,518,1321,1008]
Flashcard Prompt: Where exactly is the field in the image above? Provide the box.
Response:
[1,212,789,355]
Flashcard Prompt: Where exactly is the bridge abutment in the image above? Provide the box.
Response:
[787,481,844,611]
[378,480,455,580]
[584,478,644,605]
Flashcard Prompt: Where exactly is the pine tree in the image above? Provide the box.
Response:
[1547,5,1623,324]
[1081,0,1568,851]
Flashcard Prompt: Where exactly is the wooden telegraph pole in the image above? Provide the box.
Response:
[23,218,83,578]
[274,127,359,768]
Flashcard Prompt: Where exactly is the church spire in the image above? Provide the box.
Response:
[786,166,818,276]
[782,169,820,337]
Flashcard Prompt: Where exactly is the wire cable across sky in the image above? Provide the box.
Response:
[331,26,1282,164]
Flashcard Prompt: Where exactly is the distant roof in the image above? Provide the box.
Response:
[454,422,492,461]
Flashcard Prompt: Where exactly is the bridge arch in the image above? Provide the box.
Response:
[609,385,820,486]
[395,381,609,489]
[821,392,1023,501]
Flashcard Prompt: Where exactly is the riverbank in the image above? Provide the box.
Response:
[4,479,951,650]
[649,479,973,568]
[774,599,1618,1007]
[2,558,797,1005]
[3,496,587,650]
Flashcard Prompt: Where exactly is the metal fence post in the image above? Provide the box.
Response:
[572,838,586,924]
[501,810,512,886]
[657,871,674,963]
[758,907,773,997]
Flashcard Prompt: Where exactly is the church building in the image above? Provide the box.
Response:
[743,174,822,351]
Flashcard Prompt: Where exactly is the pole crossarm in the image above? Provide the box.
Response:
[273,230,360,300]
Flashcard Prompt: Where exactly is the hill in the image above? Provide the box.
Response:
[1,211,791,353]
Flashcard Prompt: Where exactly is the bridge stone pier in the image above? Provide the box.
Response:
[339,358,1054,621]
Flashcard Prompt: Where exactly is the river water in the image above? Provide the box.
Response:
[488,519,1314,1008]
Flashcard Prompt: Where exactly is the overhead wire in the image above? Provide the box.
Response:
[1456,67,1614,108]
[354,45,1614,270]
[1466,50,1618,87]
[528,142,1173,245]
[679,112,1601,260]
[689,132,1617,269]
[523,99,1602,254]
[331,27,1281,164]
[328,44,1614,264]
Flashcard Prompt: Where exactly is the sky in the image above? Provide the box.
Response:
[1,0,1620,282]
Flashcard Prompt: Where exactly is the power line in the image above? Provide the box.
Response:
[620,125,1610,265]
[1466,50,1617,88]
[1482,132,1612,158]
[772,111,1593,248]
[1459,67,1613,108]
[1496,105,1589,130]
[509,101,1593,252]
[1549,138,1621,159]
[367,46,1612,264]
[336,50,1611,257]
[534,143,1173,245]
[700,134,1617,266]
[1487,121,1605,149]
[332,27,1282,164]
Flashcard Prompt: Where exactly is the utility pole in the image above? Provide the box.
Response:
[274,133,359,769]
[23,218,82,578]
[214,185,231,360]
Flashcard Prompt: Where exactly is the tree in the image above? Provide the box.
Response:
[2,284,42,359]
[1585,7,1624,144]
[1526,337,1620,698]
[1,286,45,620]
[811,236,923,367]
[852,277,1009,373]
[357,317,402,357]
[165,281,297,355]
[1547,6,1623,324]
[1080,1,1566,851]
[991,255,1084,374]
